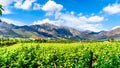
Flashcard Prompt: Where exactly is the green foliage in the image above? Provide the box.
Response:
[0,42,120,67]
[0,4,4,15]
[34,38,47,43]
[0,38,17,46]
[108,38,115,42]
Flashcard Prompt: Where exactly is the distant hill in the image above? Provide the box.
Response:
[0,21,120,40]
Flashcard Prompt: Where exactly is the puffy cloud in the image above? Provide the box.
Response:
[1,18,25,26]
[103,3,120,14]
[14,0,36,10]
[0,0,37,14]
[33,3,41,10]
[42,0,63,16]
[88,16,104,22]
[42,0,63,12]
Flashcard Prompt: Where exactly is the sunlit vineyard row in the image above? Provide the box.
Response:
[0,41,120,68]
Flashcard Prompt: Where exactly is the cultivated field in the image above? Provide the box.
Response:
[0,41,120,68]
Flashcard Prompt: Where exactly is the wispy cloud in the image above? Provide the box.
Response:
[58,13,105,32]
[0,0,14,7]
[2,8,11,14]
[33,18,63,26]
[0,0,14,14]
[33,13,105,32]
[33,3,41,10]
[1,18,25,26]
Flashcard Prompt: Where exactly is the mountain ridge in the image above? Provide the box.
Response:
[0,21,120,40]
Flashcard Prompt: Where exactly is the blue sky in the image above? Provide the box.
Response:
[0,0,120,32]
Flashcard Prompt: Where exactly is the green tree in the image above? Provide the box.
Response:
[0,4,4,22]
[108,38,115,42]
[0,4,4,15]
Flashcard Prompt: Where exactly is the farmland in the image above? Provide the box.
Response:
[0,39,120,68]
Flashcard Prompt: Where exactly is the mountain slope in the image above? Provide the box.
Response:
[0,22,83,39]
[1,21,120,40]
[106,28,120,39]
[30,23,83,39]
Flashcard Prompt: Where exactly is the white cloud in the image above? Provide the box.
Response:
[33,3,41,10]
[0,0,106,32]
[14,0,23,9]
[0,0,14,7]
[103,3,120,14]
[112,26,120,30]
[58,13,105,32]
[2,8,11,14]
[1,18,25,26]
[0,0,37,14]
[33,18,63,26]
[33,12,105,32]
[0,0,14,14]
[88,16,104,22]
[42,0,63,16]
[0,0,40,10]
[80,24,104,32]
[33,18,53,24]
[33,0,105,32]
[21,0,36,10]
[70,11,75,15]
[14,0,36,10]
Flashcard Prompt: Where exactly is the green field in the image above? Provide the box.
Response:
[0,42,120,68]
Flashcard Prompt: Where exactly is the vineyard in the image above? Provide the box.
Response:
[0,40,120,68]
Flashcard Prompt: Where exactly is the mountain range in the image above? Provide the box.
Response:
[0,21,120,40]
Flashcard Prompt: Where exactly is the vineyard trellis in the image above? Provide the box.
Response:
[0,42,120,67]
